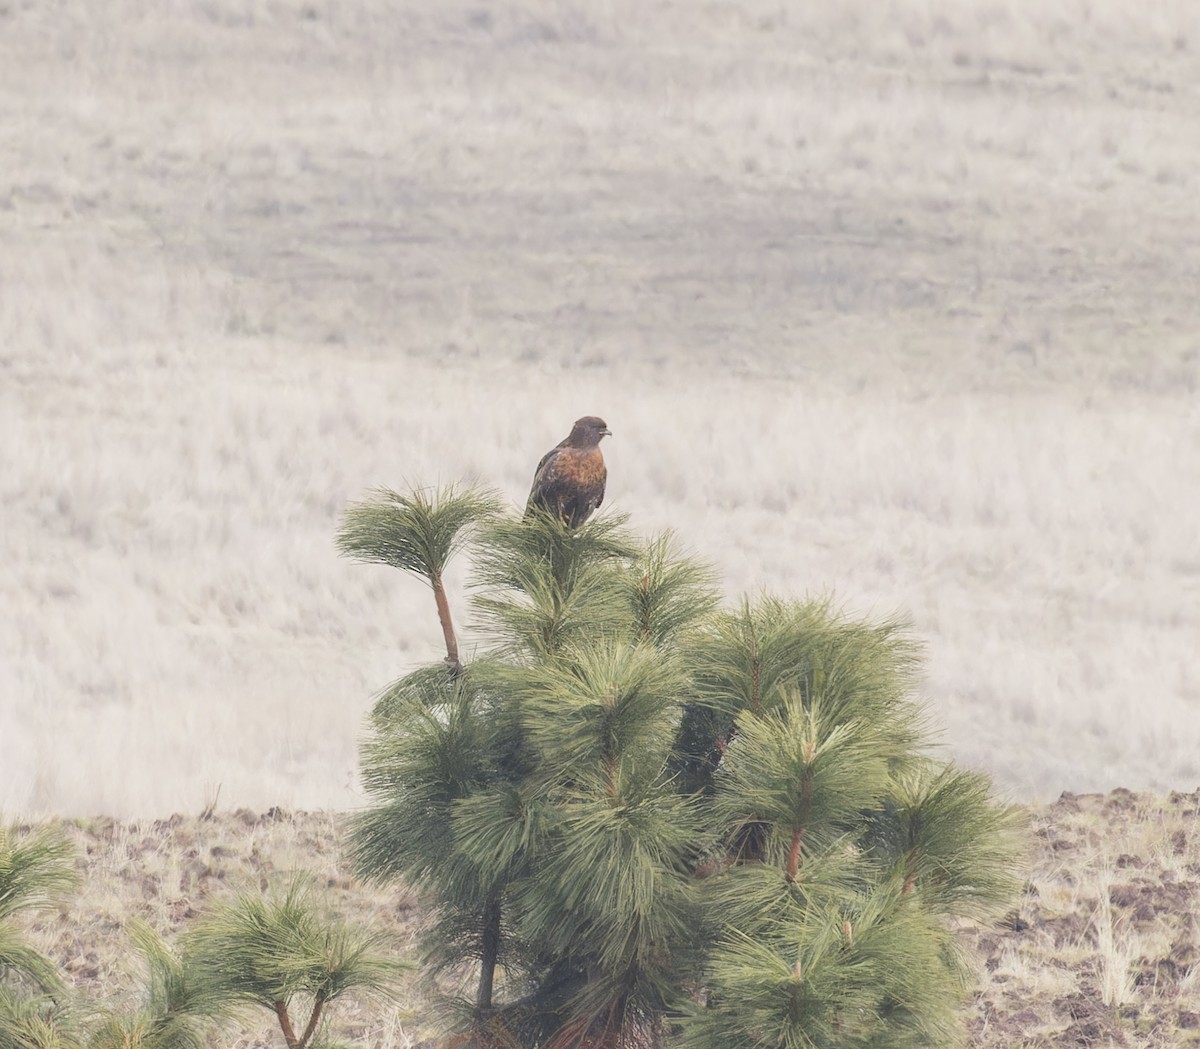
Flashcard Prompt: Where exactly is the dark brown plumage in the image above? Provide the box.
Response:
[524,416,611,528]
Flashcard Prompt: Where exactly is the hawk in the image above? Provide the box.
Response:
[524,416,611,528]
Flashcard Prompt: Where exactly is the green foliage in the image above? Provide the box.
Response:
[344,481,1025,1049]
[0,818,405,1049]
[626,532,722,648]
[861,762,1027,920]
[682,890,966,1049]
[506,638,689,792]
[472,512,640,658]
[0,822,78,924]
[83,921,229,1049]
[710,693,900,867]
[336,483,500,583]
[0,926,67,1004]
[0,993,79,1049]
[0,828,228,1049]
[691,596,923,726]
[0,823,78,1048]
[338,483,505,667]
[0,822,77,999]
[185,875,405,1049]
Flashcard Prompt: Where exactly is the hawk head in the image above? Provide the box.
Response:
[568,416,612,447]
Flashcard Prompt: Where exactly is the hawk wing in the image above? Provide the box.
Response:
[525,446,564,516]
[525,443,606,527]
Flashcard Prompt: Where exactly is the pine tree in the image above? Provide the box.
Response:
[340,485,1024,1049]
[0,821,78,1049]
[183,874,406,1049]
[85,922,228,1049]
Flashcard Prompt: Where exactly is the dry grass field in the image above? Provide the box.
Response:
[2,0,1198,822]
[3,4,1200,1045]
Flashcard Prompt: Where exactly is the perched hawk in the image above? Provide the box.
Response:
[524,416,611,528]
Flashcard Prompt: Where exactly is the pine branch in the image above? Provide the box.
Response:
[183,875,406,1042]
[432,574,460,668]
[336,483,500,580]
[471,512,638,659]
[626,532,720,647]
[864,762,1028,921]
[0,822,78,923]
[0,992,80,1049]
[337,483,500,668]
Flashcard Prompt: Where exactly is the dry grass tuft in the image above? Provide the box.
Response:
[965,789,1200,1047]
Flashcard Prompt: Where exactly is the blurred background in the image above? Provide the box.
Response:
[2,0,1197,816]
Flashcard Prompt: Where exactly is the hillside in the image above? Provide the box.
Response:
[14,788,1199,1048]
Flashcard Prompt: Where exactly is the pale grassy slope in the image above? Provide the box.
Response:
[1,0,1198,816]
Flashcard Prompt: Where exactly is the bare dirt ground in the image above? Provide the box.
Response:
[969,790,1200,1048]
[2,2,1198,815]
[12,789,1198,1048]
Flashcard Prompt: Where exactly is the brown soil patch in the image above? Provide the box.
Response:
[964,788,1200,1048]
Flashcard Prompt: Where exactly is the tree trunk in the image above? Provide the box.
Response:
[274,1002,299,1049]
[297,998,326,1049]
[477,894,502,1013]
[748,631,761,713]
[785,827,805,882]
[902,849,919,895]
[786,766,814,882]
[432,573,460,671]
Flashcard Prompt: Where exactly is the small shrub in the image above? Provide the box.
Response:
[184,874,407,1049]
